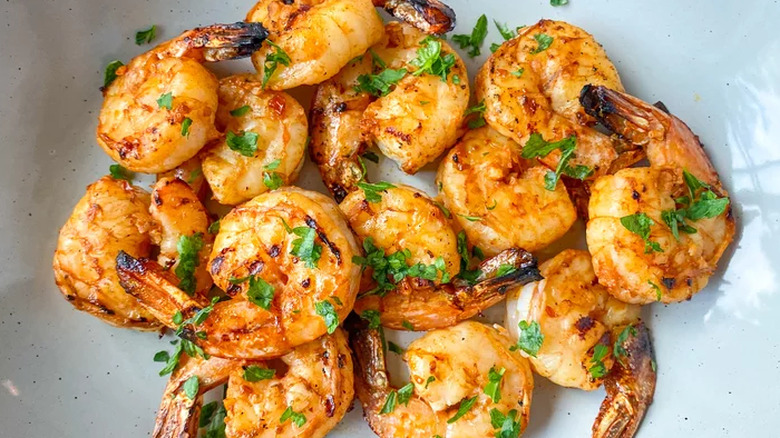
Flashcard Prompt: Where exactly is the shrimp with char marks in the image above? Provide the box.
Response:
[580,85,735,304]
[118,187,362,359]
[97,22,268,173]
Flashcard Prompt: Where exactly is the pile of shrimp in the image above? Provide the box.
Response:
[52,1,734,436]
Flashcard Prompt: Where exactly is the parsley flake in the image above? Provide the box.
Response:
[135,25,156,45]
[589,343,610,379]
[230,105,251,117]
[410,37,457,82]
[183,375,199,399]
[291,226,323,269]
[613,325,637,363]
[648,281,663,301]
[452,14,488,57]
[521,133,591,190]
[175,233,204,296]
[103,60,124,89]
[243,365,275,382]
[181,117,192,137]
[511,320,544,357]
[262,40,291,89]
[354,68,408,97]
[531,33,554,54]
[358,181,396,203]
[360,309,382,329]
[246,276,275,309]
[447,396,478,423]
[490,408,522,438]
[200,399,227,437]
[226,131,259,157]
[109,164,133,181]
[620,212,663,253]
[484,366,506,403]
[425,376,436,388]
[315,300,339,334]
[157,92,173,110]
[280,406,306,427]
[263,159,284,190]
[388,341,405,355]
[551,0,569,5]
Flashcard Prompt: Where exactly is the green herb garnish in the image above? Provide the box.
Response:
[511,320,544,357]
[243,365,275,382]
[226,131,259,157]
[262,40,291,89]
[447,396,478,423]
[103,60,124,88]
[280,406,306,427]
[175,233,204,296]
[135,25,156,45]
[354,68,408,97]
[452,14,488,57]
[620,212,663,253]
[484,366,506,403]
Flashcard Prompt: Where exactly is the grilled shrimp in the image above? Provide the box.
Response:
[152,329,353,438]
[436,126,577,256]
[506,250,655,438]
[157,156,207,198]
[349,318,533,437]
[52,176,213,330]
[580,85,735,304]
[201,75,307,205]
[311,21,469,187]
[476,20,639,179]
[341,184,542,330]
[97,22,268,173]
[118,187,362,359]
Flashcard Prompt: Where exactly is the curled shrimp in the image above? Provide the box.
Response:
[52,176,212,330]
[310,21,469,190]
[436,126,577,256]
[152,329,353,438]
[476,20,640,179]
[374,0,455,35]
[506,249,656,438]
[118,187,362,359]
[349,318,533,437]
[341,184,542,330]
[580,85,736,304]
[97,22,268,173]
[201,74,307,205]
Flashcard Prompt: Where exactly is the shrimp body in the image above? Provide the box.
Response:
[201,75,307,205]
[580,86,735,304]
[247,0,385,90]
[118,187,362,359]
[53,176,212,329]
[97,23,267,173]
[151,329,353,438]
[436,126,577,256]
[350,318,533,437]
[506,250,640,390]
[476,20,629,176]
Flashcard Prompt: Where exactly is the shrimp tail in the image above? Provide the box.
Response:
[579,85,666,147]
[344,314,391,429]
[376,0,456,34]
[164,22,269,62]
[592,322,656,438]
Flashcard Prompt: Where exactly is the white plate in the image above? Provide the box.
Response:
[1,0,778,436]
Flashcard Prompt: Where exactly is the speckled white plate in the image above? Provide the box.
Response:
[2,0,779,436]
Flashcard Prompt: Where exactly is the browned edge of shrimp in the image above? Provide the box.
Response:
[375,0,456,34]
[592,322,656,438]
[162,22,269,63]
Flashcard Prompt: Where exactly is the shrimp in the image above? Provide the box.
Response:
[349,318,533,437]
[311,21,469,187]
[579,85,736,304]
[117,187,362,359]
[506,249,656,438]
[52,176,213,330]
[152,329,353,438]
[340,184,542,330]
[201,75,307,205]
[436,126,577,256]
[97,22,268,173]
[374,0,455,35]
[476,20,640,179]
[156,156,207,199]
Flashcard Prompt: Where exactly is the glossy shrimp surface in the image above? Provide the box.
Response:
[247,0,385,90]
[201,75,307,205]
[341,184,542,330]
[476,19,633,177]
[436,126,577,256]
[506,250,640,390]
[580,86,735,304]
[152,329,353,438]
[53,176,212,330]
[97,23,267,173]
[350,319,533,437]
[118,187,362,359]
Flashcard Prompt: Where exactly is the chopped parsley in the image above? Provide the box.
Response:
[452,14,488,57]
[458,214,482,222]
[369,49,386,68]
[354,68,408,97]
[511,68,524,77]
[208,220,220,235]
[357,181,396,203]
[230,105,251,117]
[620,212,663,253]
[495,21,521,41]
[589,343,610,379]
[495,264,517,278]
[153,350,170,363]
[109,164,133,181]
[181,117,192,137]
[199,399,227,437]
[410,37,457,82]
[490,408,522,438]
[262,40,291,89]
[183,375,199,399]
[263,159,284,190]
[290,226,323,269]
[362,151,380,163]
[280,406,306,427]
[613,324,637,363]
[648,281,663,301]
[464,100,487,129]
[397,383,414,405]
[360,309,382,329]
[511,320,544,357]
[388,341,405,355]
[484,366,506,403]
[226,131,259,157]
[239,276,274,309]
[315,300,339,334]
[447,395,478,423]
[531,33,554,54]
[425,376,436,388]
[380,389,398,414]
[175,233,204,296]
[243,365,275,382]
[433,201,452,218]
[551,0,569,5]
[135,25,156,45]
[402,320,415,331]
[661,169,729,239]
[103,60,124,89]
[521,133,592,190]
[157,92,173,110]
[456,231,483,285]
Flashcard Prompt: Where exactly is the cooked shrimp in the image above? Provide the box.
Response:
[311,21,469,185]
[436,126,577,256]
[52,176,213,330]
[97,22,268,173]
[506,250,656,438]
[349,318,533,437]
[152,329,353,438]
[157,156,207,199]
[118,187,362,359]
[374,0,455,35]
[340,184,542,330]
[201,75,307,205]
[580,85,736,304]
[476,19,639,178]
